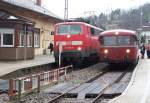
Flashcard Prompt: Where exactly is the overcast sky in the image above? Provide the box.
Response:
[43,0,150,19]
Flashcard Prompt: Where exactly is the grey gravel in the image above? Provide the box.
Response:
[0,94,9,103]
[10,63,107,103]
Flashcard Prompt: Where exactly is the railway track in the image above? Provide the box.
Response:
[48,64,134,103]
[91,68,130,103]
[0,63,133,103]
[16,63,107,103]
[47,66,109,103]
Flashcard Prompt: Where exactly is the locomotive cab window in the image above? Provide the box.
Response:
[57,24,82,35]
[90,27,95,35]
[70,25,82,34]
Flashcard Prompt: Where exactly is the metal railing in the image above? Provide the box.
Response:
[8,65,73,101]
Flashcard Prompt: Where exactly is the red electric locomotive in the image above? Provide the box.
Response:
[99,29,139,64]
[53,22,103,65]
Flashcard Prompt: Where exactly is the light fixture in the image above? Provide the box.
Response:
[67,34,71,38]
[104,49,108,54]
[126,49,130,53]
[77,47,82,51]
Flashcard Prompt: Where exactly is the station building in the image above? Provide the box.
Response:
[0,0,62,60]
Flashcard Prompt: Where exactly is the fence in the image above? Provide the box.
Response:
[8,65,73,100]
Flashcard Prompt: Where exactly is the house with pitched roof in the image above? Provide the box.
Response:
[0,0,63,60]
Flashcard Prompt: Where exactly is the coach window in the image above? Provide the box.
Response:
[91,27,95,35]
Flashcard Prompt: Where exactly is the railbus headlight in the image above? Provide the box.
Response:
[104,49,108,54]
[126,49,130,53]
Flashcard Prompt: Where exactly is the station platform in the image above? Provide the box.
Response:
[109,58,150,103]
[0,55,55,77]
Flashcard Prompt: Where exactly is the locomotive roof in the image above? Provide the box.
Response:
[56,22,104,31]
[100,29,136,36]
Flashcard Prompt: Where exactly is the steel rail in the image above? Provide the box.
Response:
[47,66,109,103]
[91,66,132,103]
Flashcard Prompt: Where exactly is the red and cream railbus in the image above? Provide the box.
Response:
[99,29,139,64]
[53,22,103,65]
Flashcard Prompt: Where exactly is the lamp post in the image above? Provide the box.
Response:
[140,7,143,31]
[64,0,68,21]
[137,7,143,39]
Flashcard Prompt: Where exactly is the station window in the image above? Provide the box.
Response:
[34,28,40,47]
[3,34,13,46]
[27,31,33,47]
[0,28,14,47]
[0,34,2,46]
[20,31,25,47]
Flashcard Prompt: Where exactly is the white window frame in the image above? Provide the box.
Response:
[27,32,33,47]
[34,32,40,47]
[0,34,1,46]
[0,29,14,47]
[19,32,25,47]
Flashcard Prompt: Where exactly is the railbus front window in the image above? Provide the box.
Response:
[118,36,130,45]
[103,36,117,46]
[57,24,82,35]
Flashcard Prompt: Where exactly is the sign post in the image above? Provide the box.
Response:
[59,43,62,67]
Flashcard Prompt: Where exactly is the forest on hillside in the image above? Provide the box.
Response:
[75,3,150,31]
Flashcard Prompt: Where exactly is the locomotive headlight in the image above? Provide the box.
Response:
[126,49,130,53]
[104,49,108,54]
[77,47,82,51]
[67,34,71,38]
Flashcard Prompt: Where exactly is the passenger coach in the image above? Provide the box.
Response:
[99,29,139,64]
[53,22,103,65]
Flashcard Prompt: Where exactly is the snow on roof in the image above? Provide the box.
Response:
[1,0,63,20]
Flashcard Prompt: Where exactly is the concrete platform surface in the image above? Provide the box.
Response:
[0,55,55,77]
[109,59,150,103]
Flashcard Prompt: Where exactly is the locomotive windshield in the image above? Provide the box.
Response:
[103,36,132,46]
[57,24,82,35]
